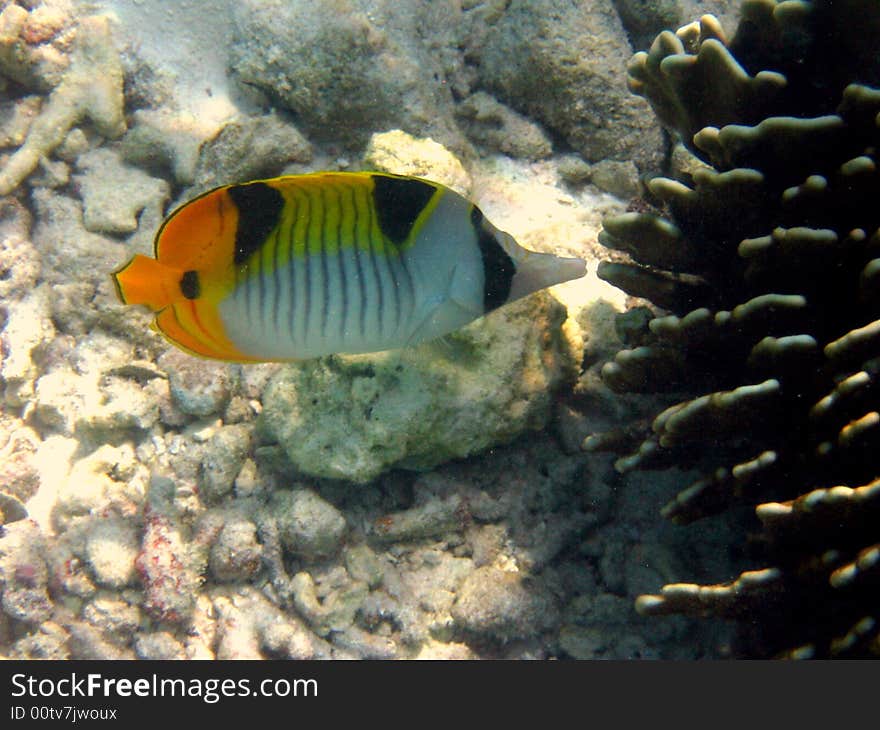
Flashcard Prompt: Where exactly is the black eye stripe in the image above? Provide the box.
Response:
[180,270,200,299]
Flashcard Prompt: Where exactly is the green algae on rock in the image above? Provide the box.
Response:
[260,291,578,483]
[587,0,880,657]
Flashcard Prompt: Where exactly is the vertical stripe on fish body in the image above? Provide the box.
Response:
[112,172,587,362]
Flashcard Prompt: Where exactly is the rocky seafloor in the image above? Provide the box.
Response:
[0,0,743,659]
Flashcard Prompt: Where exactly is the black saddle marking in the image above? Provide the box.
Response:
[371,174,437,246]
[228,182,285,266]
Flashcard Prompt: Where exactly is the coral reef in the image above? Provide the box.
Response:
[0,0,741,661]
[587,0,880,657]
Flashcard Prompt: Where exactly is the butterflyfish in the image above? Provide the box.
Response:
[112,172,586,362]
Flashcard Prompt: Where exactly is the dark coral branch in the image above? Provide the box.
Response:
[587,0,880,657]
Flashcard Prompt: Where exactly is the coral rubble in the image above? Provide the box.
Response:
[588,0,880,657]
[0,12,124,196]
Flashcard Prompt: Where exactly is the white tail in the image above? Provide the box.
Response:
[508,250,586,302]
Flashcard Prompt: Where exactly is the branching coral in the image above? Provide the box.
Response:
[0,2,73,92]
[586,0,880,657]
[0,13,124,196]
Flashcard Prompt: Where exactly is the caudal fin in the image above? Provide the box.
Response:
[112,254,185,312]
[508,251,587,302]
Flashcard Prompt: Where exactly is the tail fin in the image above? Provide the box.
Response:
[508,251,587,302]
[112,254,185,312]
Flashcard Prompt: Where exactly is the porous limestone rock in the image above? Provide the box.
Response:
[342,544,385,589]
[134,631,187,660]
[0,520,52,626]
[73,148,169,235]
[82,597,141,637]
[208,514,262,582]
[157,349,237,418]
[136,504,219,625]
[211,586,317,659]
[272,488,347,561]
[588,159,641,199]
[8,621,71,660]
[289,569,369,637]
[477,0,663,168]
[451,565,560,641]
[120,108,207,186]
[191,112,312,192]
[363,129,471,196]
[0,95,41,149]
[0,198,39,302]
[53,443,148,530]
[84,517,139,588]
[0,2,73,92]
[259,291,578,483]
[455,91,553,161]
[0,417,40,511]
[369,495,463,543]
[229,0,469,153]
[32,333,163,438]
[29,188,155,345]
[1,284,54,407]
[612,0,682,50]
[200,424,252,502]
